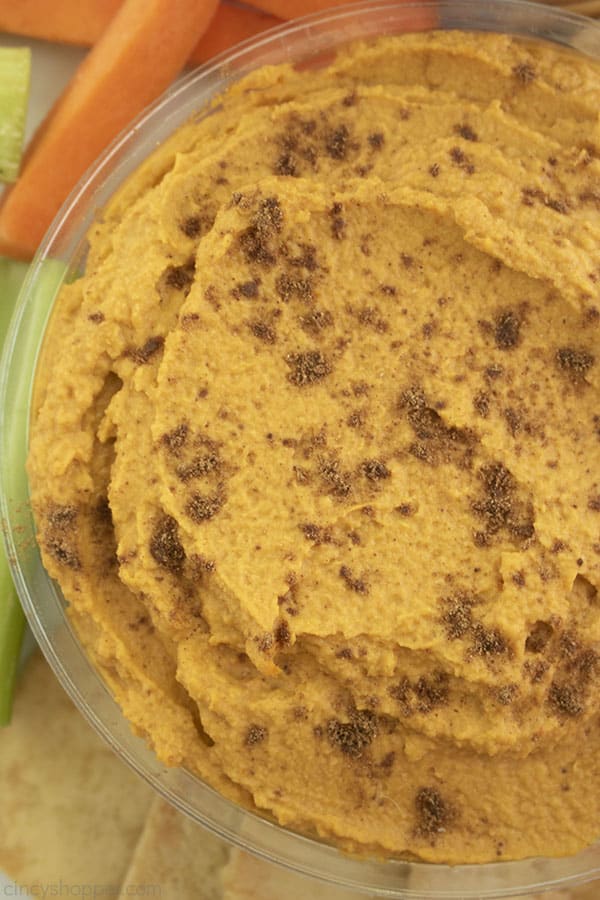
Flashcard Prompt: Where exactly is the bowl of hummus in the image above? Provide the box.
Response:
[2,1,600,896]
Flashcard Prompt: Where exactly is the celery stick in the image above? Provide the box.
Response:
[0,46,31,183]
[0,255,29,336]
[0,256,29,725]
[0,554,25,725]
[1,257,66,725]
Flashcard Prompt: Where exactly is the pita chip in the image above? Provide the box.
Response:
[0,651,153,891]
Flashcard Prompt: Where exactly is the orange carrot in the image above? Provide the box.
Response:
[0,0,219,260]
[0,1,281,59]
[245,0,437,26]
[189,4,282,64]
[0,0,121,45]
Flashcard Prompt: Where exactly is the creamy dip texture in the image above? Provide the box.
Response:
[29,30,600,863]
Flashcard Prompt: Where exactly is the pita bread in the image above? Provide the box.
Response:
[118,796,229,899]
[0,651,153,890]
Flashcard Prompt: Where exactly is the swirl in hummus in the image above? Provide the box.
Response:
[28,30,600,863]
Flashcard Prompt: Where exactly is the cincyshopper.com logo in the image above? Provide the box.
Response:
[2,883,161,898]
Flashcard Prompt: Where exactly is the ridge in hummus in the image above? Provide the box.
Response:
[28,30,600,864]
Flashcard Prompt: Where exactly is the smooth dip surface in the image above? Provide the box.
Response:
[29,30,600,863]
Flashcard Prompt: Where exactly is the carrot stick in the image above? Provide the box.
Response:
[0,0,121,45]
[0,0,281,58]
[0,0,219,260]
[189,4,282,64]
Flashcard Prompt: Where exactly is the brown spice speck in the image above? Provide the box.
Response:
[299,523,332,544]
[513,62,536,83]
[504,407,522,437]
[556,347,595,381]
[339,565,369,594]
[473,391,490,417]
[245,724,268,746]
[360,459,390,481]
[357,306,388,332]
[289,243,318,271]
[326,708,377,758]
[329,202,346,240]
[276,273,313,303]
[285,350,332,386]
[522,187,569,214]
[48,505,77,529]
[176,451,220,482]
[185,490,224,523]
[485,364,504,380]
[471,623,508,657]
[390,672,449,715]
[368,132,384,149]
[127,335,164,365]
[164,260,195,293]
[471,461,534,542]
[274,619,291,646]
[257,632,274,653]
[496,684,518,705]
[415,787,454,838]
[46,536,80,570]
[441,592,474,639]
[347,411,363,428]
[449,146,475,174]
[149,515,185,574]
[400,385,475,467]
[239,196,283,266]
[317,456,352,498]
[161,423,188,456]
[325,124,350,160]
[453,123,478,142]
[548,682,583,717]
[180,215,204,238]
[494,310,521,349]
[249,320,276,343]
[189,553,216,575]
[415,672,450,712]
[275,152,297,177]
[299,309,333,335]
[235,279,259,298]
[44,505,81,570]
[181,313,200,330]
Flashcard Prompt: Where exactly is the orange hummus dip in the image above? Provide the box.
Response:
[29,30,600,864]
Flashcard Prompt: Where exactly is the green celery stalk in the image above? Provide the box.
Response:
[1,257,67,725]
[0,256,29,725]
[0,46,31,183]
[0,551,26,725]
[0,42,33,724]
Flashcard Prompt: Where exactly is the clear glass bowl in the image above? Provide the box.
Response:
[2,2,600,896]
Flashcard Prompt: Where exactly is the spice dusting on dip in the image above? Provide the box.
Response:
[29,30,600,864]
